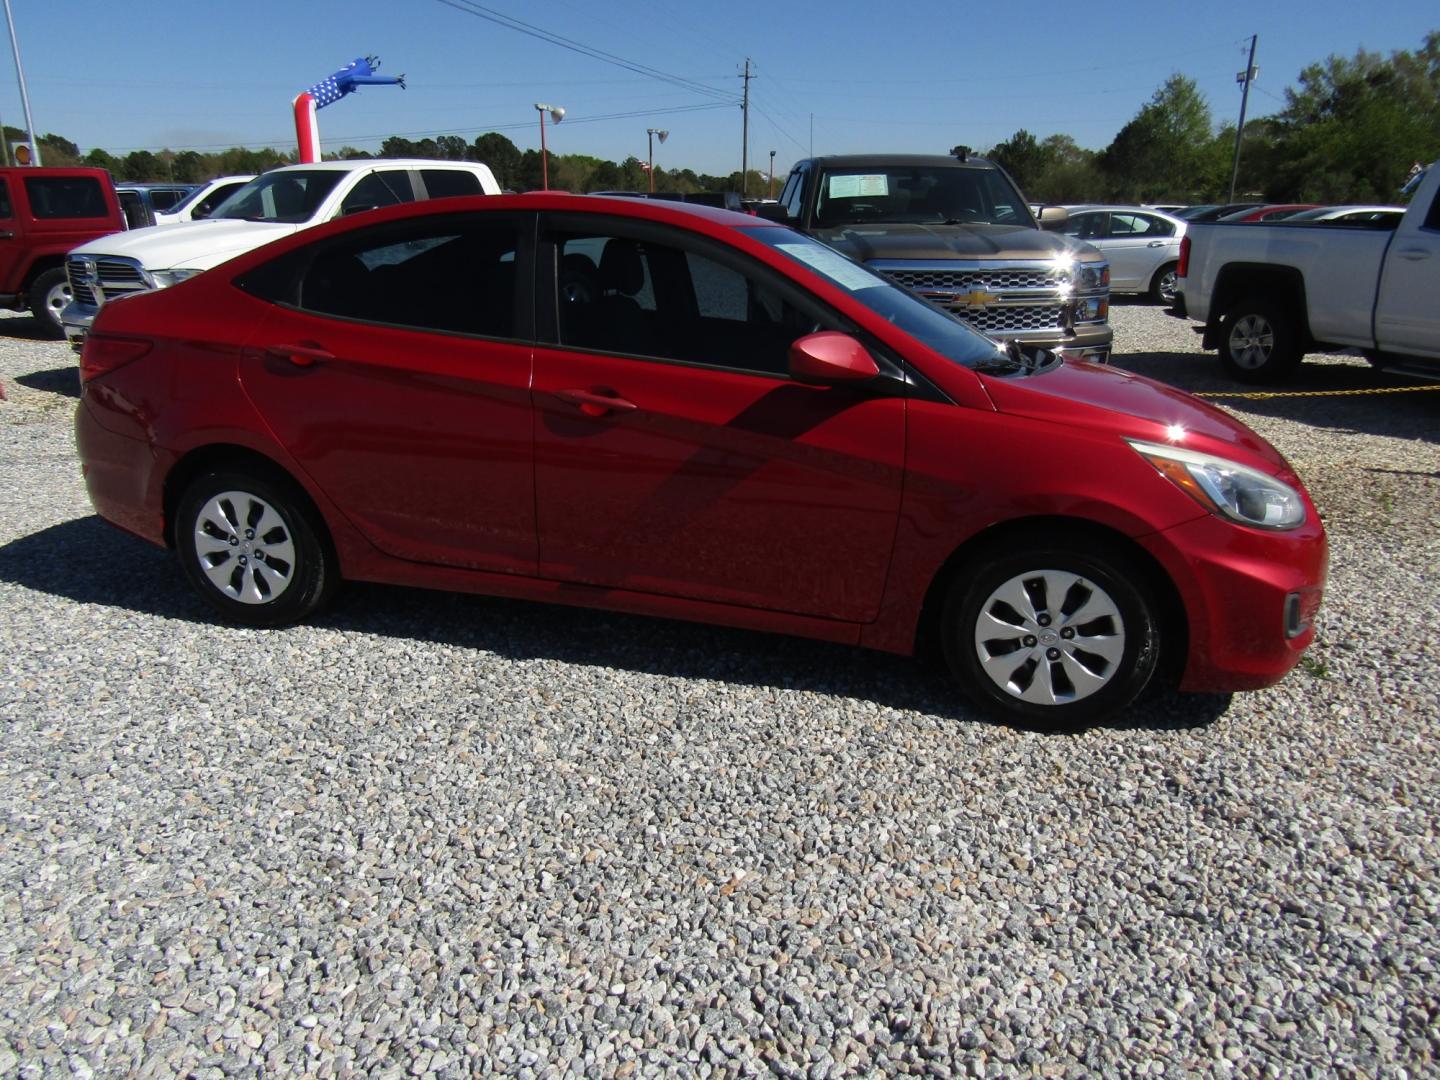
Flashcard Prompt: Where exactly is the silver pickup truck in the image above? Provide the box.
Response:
[1175,161,1439,383]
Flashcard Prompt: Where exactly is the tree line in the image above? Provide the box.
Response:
[15,31,1439,205]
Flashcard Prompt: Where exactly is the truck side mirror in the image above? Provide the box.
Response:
[1036,206,1069,231]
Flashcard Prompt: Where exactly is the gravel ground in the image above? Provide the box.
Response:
[1,305,1437,1079]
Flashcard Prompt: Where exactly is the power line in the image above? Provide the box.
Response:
[432,0,740,105]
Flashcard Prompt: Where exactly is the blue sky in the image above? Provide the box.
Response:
[7,1,1435,177]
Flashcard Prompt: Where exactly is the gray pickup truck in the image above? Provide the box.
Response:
[768,151,1113,360]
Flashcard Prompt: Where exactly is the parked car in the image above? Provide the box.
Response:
[115,182,198,229]
[1216,204,1321,222]
[1058,205,1185,304]
[1176,162,1438,381]
[0,165,126,336]
[1142,203,1187,213]
[152,175,256,225]
[1282,205,1406,227]
[63,158,500,346]
[1174,203,1265,222]
[74,193,1326,726]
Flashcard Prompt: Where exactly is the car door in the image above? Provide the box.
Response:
[1375,187,1440,356]
[530,213,906,623]
[235,211,538,575]
[1099,212,1172,292]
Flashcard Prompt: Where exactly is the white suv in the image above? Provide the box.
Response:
[63,159,500,345]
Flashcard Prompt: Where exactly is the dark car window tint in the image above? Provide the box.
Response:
[1108,213,1148,237]
[1425,190,1440,232]
[1143,215,1176,237]
[244,218,520,338]
[421,169,484,199]
[149,188,189,211]
[782,169,806,221]
[0,179,10,218]
[24,176,109,218]
[340,171,417,215]
[551,228,820,376]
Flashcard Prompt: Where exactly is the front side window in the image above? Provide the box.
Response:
[211,170,346,224]
[548,224,824,376]
[1063,212,1106,241]
[0,179,11,219]
[340,171,417,215]
[148,188,189,212]
[24,176,109,219]
[240,216,521,338]
[782,169,806,221]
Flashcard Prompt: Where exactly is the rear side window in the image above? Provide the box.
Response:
[149,188,189,211]
[24,176,109,219]
[421,169,484,199]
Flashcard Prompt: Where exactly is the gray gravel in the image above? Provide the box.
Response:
[2,305,1437,1078]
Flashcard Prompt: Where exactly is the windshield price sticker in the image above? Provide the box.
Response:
[775,243,885,291]
[828,174,889,199]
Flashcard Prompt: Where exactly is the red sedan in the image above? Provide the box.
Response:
[75,193,1326,725]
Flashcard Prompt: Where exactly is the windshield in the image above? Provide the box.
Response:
[743,227,1030,375]
[210,170,346,224]
[813,165,1032,229]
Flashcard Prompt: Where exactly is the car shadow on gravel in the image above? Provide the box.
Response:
[1111,350,1439,444]
[1,516,1230,735]
[15,367,79,398]
[0,316,63,342]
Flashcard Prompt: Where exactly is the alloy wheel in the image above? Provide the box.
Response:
[192,490,297,604]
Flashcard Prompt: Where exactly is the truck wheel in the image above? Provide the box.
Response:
[29,267,70,339]
[1218,301,1301,383]
[1148,263,1179,305]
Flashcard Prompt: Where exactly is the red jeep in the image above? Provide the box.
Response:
[0,167,125,338]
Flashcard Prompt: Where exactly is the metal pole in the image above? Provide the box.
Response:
[647,129,655,194]
[768,150,775,198]
[740,58,751,197]
[2,0,38,164]
[1228,35,1258,203]
[538,111,548,191]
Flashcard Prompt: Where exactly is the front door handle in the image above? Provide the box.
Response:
[0,230,12,239]
[266,343,333,367]
[555,387,638,417]
[1395,247,1432,262]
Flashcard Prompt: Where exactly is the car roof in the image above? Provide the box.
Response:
[261,158,493,174]
[803,153,1000,170]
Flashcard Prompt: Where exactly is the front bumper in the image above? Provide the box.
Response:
[62,299,97,350]
[1139,510,1328,692]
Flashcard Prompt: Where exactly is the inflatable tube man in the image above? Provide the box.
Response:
[293,56,406,164]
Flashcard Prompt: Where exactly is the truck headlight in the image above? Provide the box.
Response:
[1074,263,1109,290]
[147,268,205,289]
[1128,439,1306,530]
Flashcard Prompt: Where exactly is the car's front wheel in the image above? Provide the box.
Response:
[942,544,1161,726]
[175,470,335,627]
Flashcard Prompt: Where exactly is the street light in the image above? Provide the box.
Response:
[768,150,776,199]
[534,103,565,190]
[646,128,668,194]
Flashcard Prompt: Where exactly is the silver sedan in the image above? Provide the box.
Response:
[1059,206,1187,304]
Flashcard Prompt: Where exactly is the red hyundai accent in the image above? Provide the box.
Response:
[74,194,1326,725]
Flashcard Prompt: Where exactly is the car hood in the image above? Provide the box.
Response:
[69,219,299,269]
[982,359,1293,474]
[813,222,1097,262]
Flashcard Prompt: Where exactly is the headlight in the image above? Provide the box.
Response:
[1074,262,1109,291]
[147,268,205,289]
[1128,439,1306,530]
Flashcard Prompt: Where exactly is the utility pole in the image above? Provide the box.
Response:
[2,0,38,164]
[740,58,751,197]
[1228,35,1258,203]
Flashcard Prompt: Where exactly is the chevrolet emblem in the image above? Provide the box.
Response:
[952,288,1001,312]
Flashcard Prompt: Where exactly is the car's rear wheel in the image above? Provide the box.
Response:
[1149,262,1179,305]
[29,267,70,339]
[175,470,335,627]
[1218,301,1302,383]
[942,543,1160,726]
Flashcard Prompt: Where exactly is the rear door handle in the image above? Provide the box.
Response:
[1147,240,1165,248]
[1395,247,1432,261]
[0,230,12,239]
[266,343,333,367]
[555,387,637,416]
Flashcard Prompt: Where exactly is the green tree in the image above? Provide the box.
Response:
[171,150,205,182]
[986,129,1051,193]
[473,133,522,190]
[84,147,121,175]
[121,150,162,180]
[1100,75,1219,201]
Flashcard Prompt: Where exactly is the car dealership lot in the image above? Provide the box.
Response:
[1,308,1436,1075]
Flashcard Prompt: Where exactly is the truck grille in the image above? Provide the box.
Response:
[954,304,1068,334]
[885,268,1067,291]
[66,255,148,308]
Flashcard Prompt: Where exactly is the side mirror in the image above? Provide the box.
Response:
[788,331,879,385]
[751,202,791,223]
[1036,206,1069,230]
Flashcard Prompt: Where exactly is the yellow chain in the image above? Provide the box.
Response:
[1195,385,1440,400]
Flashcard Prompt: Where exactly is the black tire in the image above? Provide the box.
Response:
[941,543,1161,727]
[1148,262,1179,306]
[175,470,335,627]
[1217,301,1302,383]
[28,267,69,339]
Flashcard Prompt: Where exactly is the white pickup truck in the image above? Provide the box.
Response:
[63,158,500,346]
[1176,160,1439,382]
